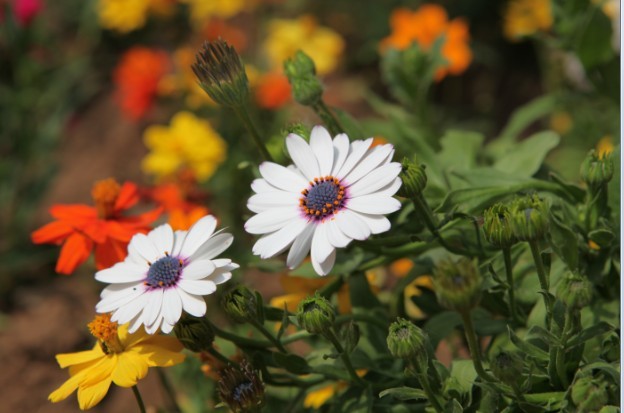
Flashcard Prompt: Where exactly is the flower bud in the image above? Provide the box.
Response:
[580,150,614,188]
[386,318,428,365]
[490,351,523,386]
[173,314,215,352]
[341,321,360,354]
[557,272,592,310]
[283,123,311,141]
[296,294,335,335]
[397,158,427,198]
[483,203,516,248]
[192,40,250,108]
[571,376,609,412]
[218,360,264,413]
[222,285,258,323]
[283,50,323,106]
[509,194,549,241]
[433,258,482,312]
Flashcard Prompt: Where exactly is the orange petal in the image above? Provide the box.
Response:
[94,239,128,270]
[56,233,93,275]
[31,221,74,245]
[114,182,140,212]
[50,204,97,221]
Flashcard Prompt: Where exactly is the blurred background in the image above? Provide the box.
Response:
[0,0,619,411]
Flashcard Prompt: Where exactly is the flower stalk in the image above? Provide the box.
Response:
[132,386,146,413]
[459,310,496,383]
[325,327,367,386]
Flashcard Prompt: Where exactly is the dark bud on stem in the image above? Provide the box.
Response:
[296,294,335,335]
[557,272,592,310]
[218,360,264,413]
[490,350,523,386]
[433,258,482,312]
[387,317,428,366]
[222,285,258,323]
[173,314,215,352]
[397,157,427,198]
[483,202,516,248]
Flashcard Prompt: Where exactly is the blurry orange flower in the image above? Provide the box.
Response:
[146,182,209,231]
[270,274,352,314]
[31,179,161,275]
[255,72,291,109]
[381,4,472,81]
[113,47,170,119]
[202,18,248,52]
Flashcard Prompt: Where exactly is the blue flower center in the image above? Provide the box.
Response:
[145,256,183,289]
[232,381,254,402]
[299,176,346,221]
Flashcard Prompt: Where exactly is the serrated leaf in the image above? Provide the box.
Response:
[566,322,614,349]
[379,387,427,401]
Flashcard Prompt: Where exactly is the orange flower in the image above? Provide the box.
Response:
[145,181,209,231]
[255,72,292,109]
[270,274,352,314]
[113,47,170,119]
[202,18,248,52]
[31,179,161,275]
[380,4,472,81]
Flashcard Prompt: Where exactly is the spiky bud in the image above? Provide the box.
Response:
[283,50,323,106]
[557,272,593,310]
[387,318,428,366]
[509,194,550,241]
[580,150,614,188]
[397,158,427,198]
[218,360,264,413]
[433,258,482,312]
[483,202,516,248]
[296,294,335,335]
[222,285,258,323]
[173,314,215,352]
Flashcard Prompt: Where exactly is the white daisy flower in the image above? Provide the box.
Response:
[95,215,238,334]
[245,125,402,276]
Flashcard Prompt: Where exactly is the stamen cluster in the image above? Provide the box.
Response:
[299,176,345,221]
[145,255,184,289]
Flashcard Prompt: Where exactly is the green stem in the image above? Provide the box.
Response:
[325,328,366,386]
[502,247,520,324]
[555,311,573,388]
[250,319,288,353]
[233,105,273,162]
[335,313,387,330]
[210,322,272,348]
[528,240,553,326]
[281,330,313,344]
[412,195,464,255]
[131,385,146,413]
[156,368,181,413]
[459,311,496,383]
[413,365,444,413]
[312,101,344,135]
[206,346,237,367]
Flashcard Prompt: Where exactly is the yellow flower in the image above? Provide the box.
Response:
[269,274,352,314]
[304,370,368,409]
[404,276,434,320]
[549,111,573,135]
[97,0,151,33]
[181,0,251,25]
[49,314,185,410]
[142,111,227,182]
[503,0,553,41]
[596,135,614,157]
[263,15,345,76]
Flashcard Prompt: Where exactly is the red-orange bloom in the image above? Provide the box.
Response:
[31,179,161,275]
[380,4,472,81]
[145,182,209,231]
[113,47,170,119]
[255,72,291,109]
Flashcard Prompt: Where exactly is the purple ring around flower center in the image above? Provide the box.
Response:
[299,176,347,222]
[144,255,184,289]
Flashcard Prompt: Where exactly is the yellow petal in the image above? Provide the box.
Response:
[129,344,185,367]
[79,356,117,387]
[269,293,306,312]
[111,352,149,387]
[49,371,87,404]
[77,378,112,410]
[56,346,103,368]
[142,334,185,353]
[304,384,336,409]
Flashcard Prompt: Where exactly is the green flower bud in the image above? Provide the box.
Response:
[509,194,550,241]
[483,203,516,248]
[433,258,482,312]
[387,318,428,365]
[296,294,335,335]
[397,157,427,198]
[218,360,264,413]
[490,351,523,386]
[222,285,258,323]
[580,150,614,188]
[283,123,311,141]
[283,50,323,106]
[557,272,592,310]
[192,40,250,108]
[173,314,215,352]
[571,376,609,413]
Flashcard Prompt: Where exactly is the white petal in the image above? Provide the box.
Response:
[335,209,371,240]
[252,218,308,259]
[286,133,320,180]
[245,208,299,235]
[163,289,183,325]
[100,282,138,298]
[208,269,233,285]
[343,144,394,186]
[182,259,216,280]
[331,133,350,176]
[143,289,164,327]
[145,316,163,334]
[95,262,146,284]
[177,289,207,317]
[374,177,403,197]
[171,230,187,257]
[310,126,334,176]
[178,279,217,295]
[128,233,160,264]
[286,224,315,269]
[248,191,301,213]
[191,233,234,260]
[111,293,150,324]
[326,219,352,248]
[213,258,232,267]
[128,314,144,333]
[251,178,275,193]
[96,285,145,313]
[312,249,336,276]
[147,224,175,256]
[354,212,391,234]
[336,138,373,179]
[180,215,217,257]
[311,224,334,262]
[160,320,174,334]
[259,162,308,192]
[348,162,402,197]
[347,195,401,215]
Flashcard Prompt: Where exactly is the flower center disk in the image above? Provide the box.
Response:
[299,176,345,220]
[145,256,183,288]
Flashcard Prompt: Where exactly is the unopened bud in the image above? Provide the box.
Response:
[173,314,215,352]
[433,258,482,312]
[483,203,516,248]
[581,150,614,188]
[397,158,427,198]
[283,51,323,106]
[557,272,592,310]
[509,194,549,241]
[490,351,523,386]
[218,360,264,413]
[387,318,428,365]
[222,285,258,323]
[296,294,335,335]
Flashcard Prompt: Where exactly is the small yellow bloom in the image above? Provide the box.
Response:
[49,314,185,410]
[503,0,553,41]
[97,0,151,33]
[596,135,614,158]
[263,15,345,76]
[549,111,573,135]
[142,111,227,182]
[404,275,434,320]
[181,0,251,25]
[304,370,367,408]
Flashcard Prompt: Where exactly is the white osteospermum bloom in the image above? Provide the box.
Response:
[95,215,238,334]
[245,125,402,276]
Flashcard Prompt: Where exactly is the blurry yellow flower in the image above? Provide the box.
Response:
[149,0,176,17]
[142,111,227,182]
[304,370,367,409]
[181,0,251,25]
[503,0,553,41]
[270,274,352,314]
[404,276,434,320]
[159,47,216,108]
[49,314,184,410]
[592,0,617,19]
[596,135,614,157]
[549,111,573,135]
[263,15,345,75]
[97,0,150,33]
[588,240,601,251]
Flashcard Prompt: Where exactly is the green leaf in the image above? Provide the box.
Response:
[443,399,464,413]
[548,172,586,203]
[508,327,549,362]
[493,131,559,177]
[566,322,614,349]
[581,361,620,385]
[588,227,616,248]
[607,145,620,222]
[437,130,484,172]
[272,352,311,374]
[378,387,427,401]
[548,209,579,271]
[494,94,558,143]
[449,360,477,395]
[575,7,614,70]
[424,311,462,347]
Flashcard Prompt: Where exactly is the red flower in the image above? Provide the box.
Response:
[255,72,291,109]
[31,179,161,275]
[13,0,43,26]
